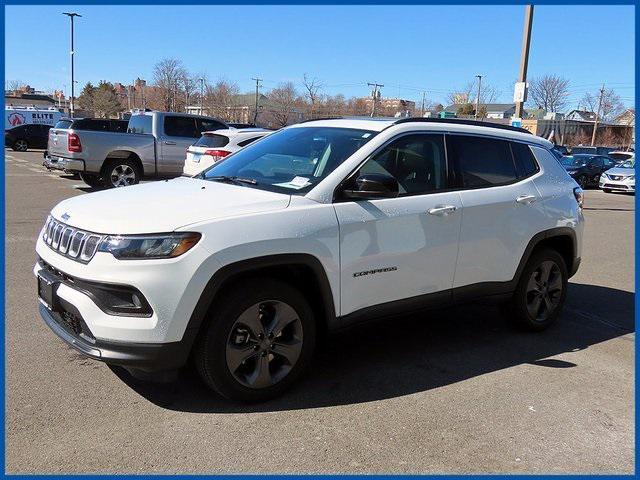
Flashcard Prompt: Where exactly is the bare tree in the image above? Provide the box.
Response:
[302,74,323,119]
[527,75,570,112]
[580,88,624,121]
[6,79,24,93]
[153,58,187,111]
[204,79,240,120]
[447,81,499,107]
[181,74,200,112]
[267,82,299,127]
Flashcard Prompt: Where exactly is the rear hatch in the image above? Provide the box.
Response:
[185,133,231,173]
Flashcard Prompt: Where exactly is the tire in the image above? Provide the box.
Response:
[101,158,141,188]
[507,248,568,332]
[577,175,587,189]
[79,172,103,188]
[603,188,611,193]
[12,139,28,151]
[194,278,316,402]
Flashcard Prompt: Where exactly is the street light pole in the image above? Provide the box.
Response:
[199,77,205,115]
[63,12,81,118]
[475,75,482,120]
[514,5,534,119]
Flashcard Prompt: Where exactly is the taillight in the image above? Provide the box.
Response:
[204,149,230,161]
[68,133,82,153]
[573,187,584,209]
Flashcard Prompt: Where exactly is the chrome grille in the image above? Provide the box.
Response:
[42,216,104,263]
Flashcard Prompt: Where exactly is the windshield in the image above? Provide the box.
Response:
[201,126,377,194]
[620,159,635,168]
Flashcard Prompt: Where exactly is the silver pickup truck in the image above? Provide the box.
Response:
[44,111,227,188]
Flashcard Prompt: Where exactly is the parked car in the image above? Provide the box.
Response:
[44,118,129,171]
[5,123,53,151]
[35,118,583,402]
[599,157,635,193]
[560,154,616,188]
[551,145,569,158]
[183,128,271,176]
[607,150,635,165]
[44,111,227,188]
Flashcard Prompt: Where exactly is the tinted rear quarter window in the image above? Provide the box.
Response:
[450,135,517,187]
[194,134,229,148]
[511,142,539,178]
[128,115,153,134]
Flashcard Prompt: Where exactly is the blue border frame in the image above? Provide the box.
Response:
[0,1,637,477]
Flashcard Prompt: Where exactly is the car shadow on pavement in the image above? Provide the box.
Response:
[112,282,634,412]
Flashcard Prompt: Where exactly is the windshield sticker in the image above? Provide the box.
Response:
[362,133,372,138]
[275,176,311,190]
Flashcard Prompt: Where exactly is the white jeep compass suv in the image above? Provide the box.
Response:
[35,118,584,402]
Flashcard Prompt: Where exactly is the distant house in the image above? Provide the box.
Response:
[613,109,635,127]
[443,103,516,119]
[565,110,597,122]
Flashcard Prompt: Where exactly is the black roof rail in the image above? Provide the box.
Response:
[393,117,532,134]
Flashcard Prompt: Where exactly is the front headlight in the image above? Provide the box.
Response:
[627,175,635,181]
[601,173,609,181]
[98,232,201,260]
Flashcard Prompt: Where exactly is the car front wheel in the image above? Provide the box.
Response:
[194,278,316,402]
[507,249,568,331]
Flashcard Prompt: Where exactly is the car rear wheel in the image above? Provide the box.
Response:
[12,139,28,151]
[507,249,568,331]
[102,159,140,188]
[194,278,316,402]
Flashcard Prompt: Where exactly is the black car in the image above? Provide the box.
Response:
[5,124,53,151]
[560,154,616,188]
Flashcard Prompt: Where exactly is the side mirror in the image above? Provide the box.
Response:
[343,173,399,199]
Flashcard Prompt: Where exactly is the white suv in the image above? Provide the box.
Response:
[35,118,584,402]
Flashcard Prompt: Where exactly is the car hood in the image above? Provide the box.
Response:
[50,177,292,234]
[605,167,634,176]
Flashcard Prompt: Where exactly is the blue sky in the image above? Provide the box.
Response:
[5,5,635,109]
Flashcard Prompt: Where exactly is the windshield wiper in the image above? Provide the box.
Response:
[207,175,258,185]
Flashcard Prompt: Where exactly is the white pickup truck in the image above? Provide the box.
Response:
[44,111,227,188]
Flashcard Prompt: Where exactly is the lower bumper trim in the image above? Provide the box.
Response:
[39,303,190,372]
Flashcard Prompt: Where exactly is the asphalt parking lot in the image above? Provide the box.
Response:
[5,148,635,473]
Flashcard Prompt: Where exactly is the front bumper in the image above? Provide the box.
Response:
[39,303,188,374]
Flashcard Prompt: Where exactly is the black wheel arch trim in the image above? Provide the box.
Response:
[180,253,337,355]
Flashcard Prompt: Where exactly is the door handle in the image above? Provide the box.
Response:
[428,205,457,216]
[515,194,537,204]
[163,140,177,145]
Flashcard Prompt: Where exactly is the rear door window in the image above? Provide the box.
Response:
[449,135,518,188]
[165,116,199,137]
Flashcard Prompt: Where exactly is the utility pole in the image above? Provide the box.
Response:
[421,91,426,117]
[251,77,262,124]
[199,77,205,115]
[63,12,81,118]
[474,75,482,120]
[591,84,605,146]
[368,82,383,117]
[514,5,534,119]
